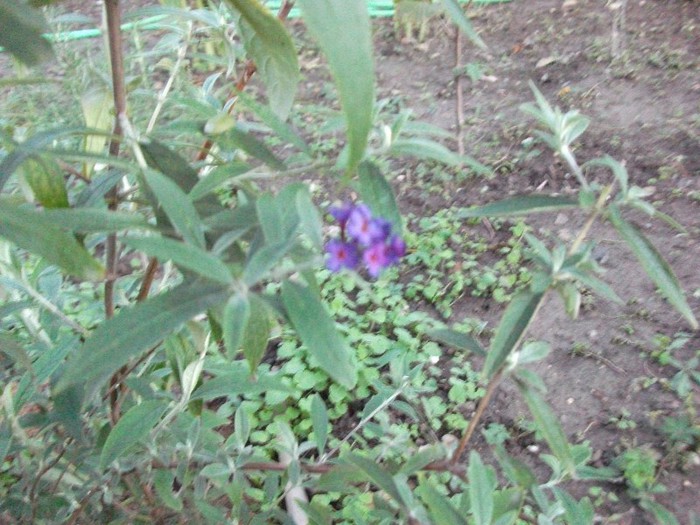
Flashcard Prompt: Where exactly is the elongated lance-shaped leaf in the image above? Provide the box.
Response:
[226,127,286,171]
[469,451,495,525]
[189,162,252,202]
[417,481,468,525]
[21,157,69,208]
[391,137,490,174]
[0,1,53,66]
[426,327,486,356]
[357,161,403,232]
[0,127,92,191]
[235,90,311,156]
[140,140,200,192]
[296,0,374,173]
[343,452,403,507]
[609,206,698,330]
[552,488,595,525]
[459,195,579,218]
[99,400,169,470]
[310,394,329,455]
[241,294,272,373]
[0,201,104,281]
[56,280,230,393]
[121,236,233,284]
[144,169,206,249]
[223,293,250,359]
[517,379,575,475]
[281,280,356,389]
[40,208,151,233]
[483,289,545,379]
[440,0,487,50]
[224,0,299,120]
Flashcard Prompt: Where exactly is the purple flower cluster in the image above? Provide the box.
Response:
[325,202,406,278]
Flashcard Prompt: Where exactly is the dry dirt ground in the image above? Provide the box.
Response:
[367,0,700,522]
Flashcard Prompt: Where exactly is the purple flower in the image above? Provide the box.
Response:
[329,202,354,229]
[325,239,360,272]
[363,242,390,278]
[347,204,386,246]
[386,235,407,264]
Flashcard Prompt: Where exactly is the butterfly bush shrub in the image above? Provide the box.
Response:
[0,0,696,524]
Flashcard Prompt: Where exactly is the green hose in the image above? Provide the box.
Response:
[2,0,511,50]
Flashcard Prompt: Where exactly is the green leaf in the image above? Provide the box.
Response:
[343,452,403,506]
[0,1,54,66]
[564,267,623,304]
[223,293,250,359]
[191,370,292,400]
[189,162,251,201]
[297,0,374,172]
[0,201,104,280]
[99,400,168,469]
[243,240,291,285]
[226,127,286,171]
[639,498,680,525]
[236,90,311,156]
[310,394,329,455]
[552,488,594,525]
[357,161,403,232]
[440,0,487,50]
[41,208,151,233]
[609,206,698,330]
[80,89,113,179]
[140,140,200,193]
[0,334,33,373]
[517,380,575,475]
[295,186,323,250]
[121,236,233,284]
[0,127,88,191]
[241,294,271,373]
[143,169,206,249]
[20,157,69,208]
[426,327,486,356]
[483,290,545,379]
[153,470,183,511]
[417,481,468,525]
[469,451,494,525]
[494,445,537,489]
[399,444,444,476]
[224,0,299,120]
[281,280,356,389]
[390,138,491,174]
[459,195,579,218]
[56,280,230,392]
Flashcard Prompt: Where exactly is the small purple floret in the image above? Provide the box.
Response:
[329,202,354,229]
[363,242,390,278]
[387,235,407,264]
[347,204,385,246]
[325,239,360,272]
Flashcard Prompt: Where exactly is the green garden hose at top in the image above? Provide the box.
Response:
[1,0,511,52]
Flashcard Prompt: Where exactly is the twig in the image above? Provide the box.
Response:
[450,370,503,464]
[454,27,465,156]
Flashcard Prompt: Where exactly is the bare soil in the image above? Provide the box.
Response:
[368,0,700,522]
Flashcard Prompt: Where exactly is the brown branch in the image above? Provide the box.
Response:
[195,0,296,162]
[136,257,159,302]
[450,370,503,465]
[104,0,129,426]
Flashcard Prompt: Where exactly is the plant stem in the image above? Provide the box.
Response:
[104,0,129,425]
[569,183,614,255]
[450,369,503,464]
